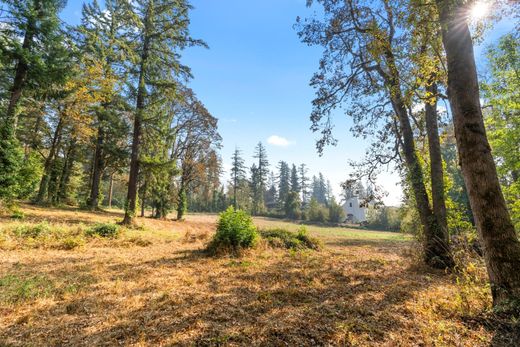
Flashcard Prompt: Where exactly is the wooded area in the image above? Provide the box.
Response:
[1,0,519,345]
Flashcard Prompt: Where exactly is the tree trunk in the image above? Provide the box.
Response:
[5,4,38,131]
[425,82,450,252]
[36,116,64,203]
[383,48,453,268]
[88,126,105,210]
[108,173,114,209]
[177,183,187,220]
[57,138,76,204]
[436,0,520,306]
[122,23,151,225]
[140,180,147,217]
[392,94,453,268]
[233,176,238,210]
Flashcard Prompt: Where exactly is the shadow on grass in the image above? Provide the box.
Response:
[1,248,441,346]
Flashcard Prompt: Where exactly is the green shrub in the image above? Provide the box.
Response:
[10,210,25,220]
[208,206,258,255]
[14,222,51,238]
[260,226,322,251]
[60,236,85,250]
[86,223,120,238]
[306,198,329,223]
[328,197,345,223]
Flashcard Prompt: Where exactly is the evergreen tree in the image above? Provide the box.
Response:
[122,0,206,224]
[251,141,269,213]
[79,0,134,210]
[299,163,310,206]
[0,0,68,201]
[277,161,290,209]
[290,164,300,193]
[230,147,246,209]
[284,191,301,220]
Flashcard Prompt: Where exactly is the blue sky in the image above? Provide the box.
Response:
[61,0,514,206]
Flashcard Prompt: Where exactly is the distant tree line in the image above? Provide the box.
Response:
[226,142,345,223]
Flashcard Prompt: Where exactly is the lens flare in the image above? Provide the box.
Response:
[470,1,489,20]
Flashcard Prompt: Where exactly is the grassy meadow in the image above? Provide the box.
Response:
[0,205,508,346]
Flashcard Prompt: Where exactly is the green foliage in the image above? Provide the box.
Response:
[86,223,120,238]
[482,33,520,231]
[0,274,55,304]
[177,187,188,220]
[10,209,25,220]
[14,222,51,238]
[0,126,23,201]
[59,235,85,250]
[208,206,258,254]
[260,227,322,251]
[16,151,44,199]
[306,197,329,223]
[327,197,345,223]
[284,191,301,220]
[366,206,401,232]
[399,204,421,235]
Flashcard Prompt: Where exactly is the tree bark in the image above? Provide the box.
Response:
[436,0,520,305]
[57,138,77,204]
[122,12,151,225]
[5,1,40,131]
[140,179,147,217]
[88,127,105,210]
[108,173,114,209]
[383,49,454,268]
[425,82,450,253]
[177,183,187,220]
[36,116,64,203]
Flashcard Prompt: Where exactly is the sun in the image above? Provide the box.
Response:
[470,1,489,20]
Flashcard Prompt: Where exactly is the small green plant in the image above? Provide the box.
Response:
[260,226,322,251]
[60,236,85,250]
[86,223,120,238]
[10,210,24,220]
[207,206,258,255]
[0,274,55,304]
[14,222,51,238]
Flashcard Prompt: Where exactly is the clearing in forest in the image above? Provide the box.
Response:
[0,205,499,346]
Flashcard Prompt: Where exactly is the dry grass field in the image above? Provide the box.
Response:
[0,205,513,346]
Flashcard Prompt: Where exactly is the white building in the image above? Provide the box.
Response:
[342,196,367,223]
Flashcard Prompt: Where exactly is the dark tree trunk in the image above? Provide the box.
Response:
[392,94,453,268]
[425,82,450,253]
[57,138,77,204]
[140,180,147,217]
[436,0,520,305]
[108,173,114,209]
[383,49,453,268]
[36,116,64,203]
[5,8,37,131]
[177,183,187,221]
[233,175,238,210]
[122,28,150,225]
[88,127,105,210]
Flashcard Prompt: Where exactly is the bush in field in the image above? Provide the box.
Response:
[14,222,51,238]
[60,236,85,250]
[260,226,321,251]
[207,206,258,255]
[86,223,120,238]
[306,197,328,223]
[328,197,345,223]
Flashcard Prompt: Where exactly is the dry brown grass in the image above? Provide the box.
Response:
[0,205,507,346]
